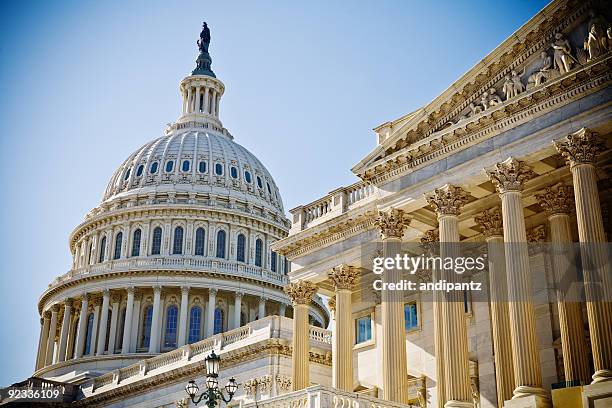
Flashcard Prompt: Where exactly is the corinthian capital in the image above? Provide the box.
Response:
[526,225,546,243]
[328,264,359,291]
[474,207,503,238]
[554,128,605,167]
[425,184,469,216]
[375,208,411,239]
[535,184,574,215]
[284,281,317,305]
[420,229,439,244]
[486,157,535,193]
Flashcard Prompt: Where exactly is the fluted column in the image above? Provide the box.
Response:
[258,297,267,319]
[203,87,210,114]
[232,292,243,330]
[178,286,190,346]
[90,298,101,356]
[211,90,217,116]
[149,286,162,353]
[374,208,410,404]
[58,299,73,363]
[97,289,111,355]
[329,264,359,391]
[75,294,89,358]
[475,208,515,406]
[186,88,193,113]
[107,293,120,355]
[37,313,50,369]
[122,287,135,354]
[45,305,59,366]
[536,184,590,385]
[206,288,217,337]
[556,129,612,383]
[426,186,472,408]
[285,281,317,391]
[487,158,548,403]
[279,303,286,317]
[195,87,201,112]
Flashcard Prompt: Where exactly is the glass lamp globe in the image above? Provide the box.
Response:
[225,377,238,395]
[205,375,218,390]
[205,351,220,376]
[185,380,199,397]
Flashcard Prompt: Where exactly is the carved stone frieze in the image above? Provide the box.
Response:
[487,157,536,193]
[425,185,469,216]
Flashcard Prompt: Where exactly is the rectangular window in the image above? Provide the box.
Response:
[404,302,418,331]
[355,315,372,344]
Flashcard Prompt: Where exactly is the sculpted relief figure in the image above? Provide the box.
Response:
[527,51,558,89]
[608,26,612,50]
[487,88,503,106]
[502,70,525,100]
[551,32,575,74]
[584,23,607,61]
[469,102,483,116]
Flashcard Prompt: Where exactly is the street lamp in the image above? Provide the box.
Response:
[185,351,238,407]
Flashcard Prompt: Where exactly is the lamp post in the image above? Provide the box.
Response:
[185,351,238,407]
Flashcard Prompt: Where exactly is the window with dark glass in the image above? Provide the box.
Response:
[141,305,153,348]
[237,234,246,262]
[84,313,95,355]
[124,168,131,180]
[215,163,223,175]
[195,228,205,256]
[244,171,252,183]
[151,227,162,255]
[404,302,418,331]
[257,176,263,189]
[266,182,272,194]
[136,164,144,177]
[188,306,202,343]
[270,251,277,272]
[216,230,226,258]
[131,229,141,257]
[182,160,190,172]
[198,161,207,173]
[173,226,184,255]
[255,239,263,267]
[214,308,223,334]
[164,305,178,348]
[150,162,159,174]
[98,236,107,263]
[87,242,93,265]
[116,307,126,350]
[104,311,112,351]
[355,315,372,344]
[113,232,122,260]
[165,160,174,172]
[230,166,238,179]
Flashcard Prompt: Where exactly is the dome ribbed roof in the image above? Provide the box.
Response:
[103,129,284,212]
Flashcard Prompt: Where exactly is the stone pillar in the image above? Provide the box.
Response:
[90,299,101,356]
[374,208,410,404]
[203,87,210,114]
[45,305,59,366]
[258,297,267,319]
[58,299,72,363]
[37,313,51,369]
[279,303,287,317]
[232,292,243,330]
[329,264,359,391]
[75,294,89,358]
[186,88,193,113]
[195,87,201,112]
[149,286,162,353]
[487,158,548,404]
[475,208,515,406]
[536,184,590,385]
[178,286,190,347]
[285,281,316,391]
[421,229,446,408]
[181,89,187,114]
[206,288,217,337]
[426,186,472,408]
[555,129,612,383]
[211,90,217,117]
[122,287,135,354]
[107,293,120,355]
[96,289,111,355]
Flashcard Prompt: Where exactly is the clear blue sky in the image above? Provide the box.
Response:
[0,0,548,385]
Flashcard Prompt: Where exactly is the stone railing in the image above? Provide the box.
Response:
[289,181,376,233]
[49,256,288,289]
[242,385,414,408]
[85,316,331,396]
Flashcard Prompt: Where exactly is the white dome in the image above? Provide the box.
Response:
[103,129,284,213]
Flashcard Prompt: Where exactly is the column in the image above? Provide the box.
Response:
[186,87,193,113]
[96,289,111,355]
[45,305,59,366]
[232,292,243,330]
[285,281,316,391]
[122,287,135,354]
[90,298,101,356]
[487,157,548,403]
[475,208,515,406]
[279,303,287,317]
[258,297,267,319]
[181,89,187,114]
[149,286,162,353]
[36,313,51,369]
[421,229,446,408]
[75,294,89,358]
[107,293,120,355]
[374,208,410,404]
[206,288,217,337]
[211,90,217,116]
[203,87,210,114]
[555,129,612,383]
[329,264,359,391]
[178,286,189,346]
[426,186,472,408]
[195,87,201,113]
[67,301,80,359]
[58,299,72,363]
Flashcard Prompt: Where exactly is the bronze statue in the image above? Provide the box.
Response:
[198,22,211,53]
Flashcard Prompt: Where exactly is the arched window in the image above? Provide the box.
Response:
[266,182,272,194]
[256,176,263,189]
[84,313,95,355]
[182,160,190,172]
[230,166,238,179]
[124,168,131,180]
[116,307,126,351]
[131,229,141,257]
[198,161,207,173]
[165,160,174,172]
[98,236,107,263]
[173,226,184,255]
[104,310,112,352]
[271,251,277,272]
[140,305,153,349]
[87,242,93,265]
[255,239,263,267]
[136,164,144,177]
[214,308,224,334]
[236,234,246,262]
[188,306,202,344]
[113,232,123,260]
[71,317,79,358]
[215,163,223,175]
[151,227,162,255]
[164,305,178,348]
[216,230,226,258]
[285,259,290,275]
[244,171,252,183]
[150,162,159,174]
[195,228,205,256]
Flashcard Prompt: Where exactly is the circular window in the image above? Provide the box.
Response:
[244,171,252,183]
[230,167,238,179]
[150,162,159,174]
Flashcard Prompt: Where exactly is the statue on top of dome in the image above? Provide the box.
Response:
[198,22,211,53]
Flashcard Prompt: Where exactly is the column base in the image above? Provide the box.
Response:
[592,369,612,383]
[443,401,473,408]
[503,394,551,408]
[582,380,612,407]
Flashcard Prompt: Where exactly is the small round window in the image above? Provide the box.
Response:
[165,161,174,172]
[257,176,263,189]
[136,164,144,177]
[124,168,131,180]
[215,163,223,175]
[182,160,190,172]
[244,171,252,183]
[198,161,207,173]
[150,162,159,174]
[230,167,238,179]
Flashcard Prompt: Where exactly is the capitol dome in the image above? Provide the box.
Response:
[33,22,328,384]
